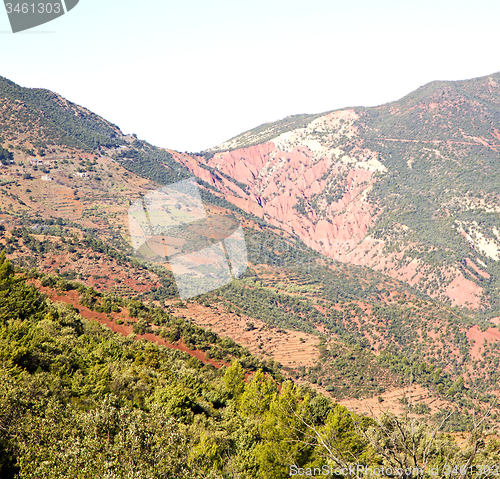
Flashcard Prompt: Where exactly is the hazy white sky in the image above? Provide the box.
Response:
[2,0,500,152]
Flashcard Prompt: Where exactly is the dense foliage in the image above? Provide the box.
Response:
[5,220,498,409]
[1,251,499,478]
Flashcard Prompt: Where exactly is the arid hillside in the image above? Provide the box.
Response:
[2,74,500,420]
[165,73,500,315]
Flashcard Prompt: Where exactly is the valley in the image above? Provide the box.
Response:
[1,72,500,477]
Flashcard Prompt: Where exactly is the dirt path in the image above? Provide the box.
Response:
[38,285,227,369]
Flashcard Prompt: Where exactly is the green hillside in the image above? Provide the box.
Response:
[358,73,500,315]
[0,76,124,151]
[2,73,500,477]
[1,253,499,478]
[195,72,500,317]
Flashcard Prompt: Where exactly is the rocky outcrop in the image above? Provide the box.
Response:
[170,74,500,309]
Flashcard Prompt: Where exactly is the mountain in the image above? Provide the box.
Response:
[167,72,500,317]
[3,73,500,475]
[2,73,500,426]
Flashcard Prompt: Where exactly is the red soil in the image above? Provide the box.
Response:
[466,325,500,360]
[465,258,490,279]
[38,286,227,368]
[445,275,483,309]
[339,383,452,418]
[170,144,485,308]
[168,300,320,369]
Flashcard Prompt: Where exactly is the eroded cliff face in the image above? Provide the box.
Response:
[170,106,490,309]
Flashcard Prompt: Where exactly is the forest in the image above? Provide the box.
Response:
[1,251,500,478]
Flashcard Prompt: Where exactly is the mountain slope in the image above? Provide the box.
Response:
[0,76,124,152]
[171,72,500,315]
[2,74,500,418]
[2,254,498,477]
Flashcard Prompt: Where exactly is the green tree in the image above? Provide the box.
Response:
[224,360,246,398]
[239,369,277,418]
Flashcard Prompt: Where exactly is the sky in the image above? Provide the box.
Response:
[1,0,500,152]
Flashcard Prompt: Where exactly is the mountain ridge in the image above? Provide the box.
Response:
[2,73,500,414]
[167,71,500,315]
[206,71,500,153]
